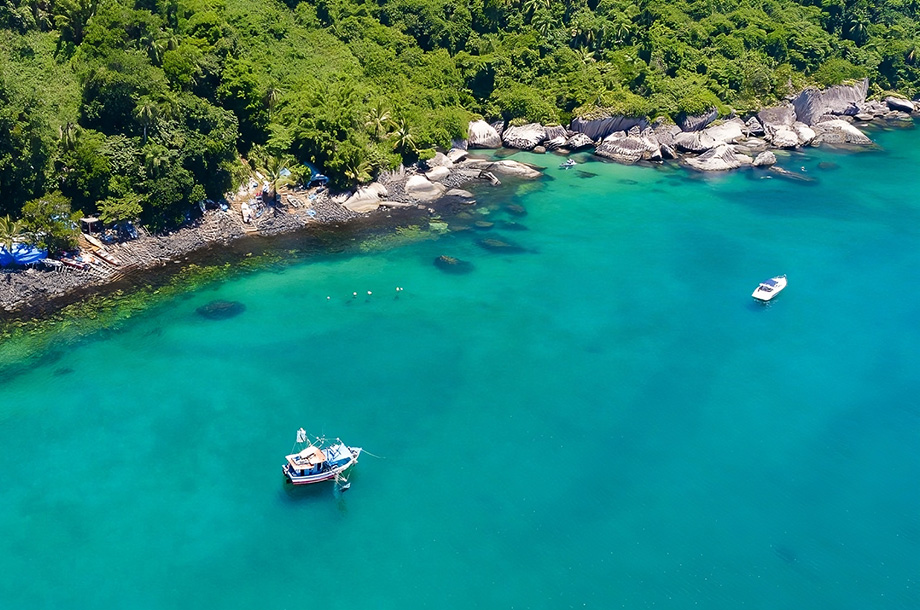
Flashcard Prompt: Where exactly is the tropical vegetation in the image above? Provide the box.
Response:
[1,0,919,246]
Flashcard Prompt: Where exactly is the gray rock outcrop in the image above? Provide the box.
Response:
[886,96,915,113]
[405,174,448,201]
[811,119,873,145]
[745,117,765,136]
[543,136,567,150]
[752,151,777,167]
[702,118,745,145]
[758,105,796,130]
[768,125,801,148]
[793,122,816,146]
[425,166,452,182]
[678,108,718,132]
[459,158,542,179]
[502,123,547,150]
[569,115,648,140]
[685,144,752,171]
[565,133,594,150]
[594,131,660,164]
[653,124,682,148]
[544,125,567,141]
[673,130,718,153]
[343,182,388,213]
[426,152,453,168]
[468,120,501,149]
[446,148,469,163]
[490,120,505,138]
[792,79,868,125]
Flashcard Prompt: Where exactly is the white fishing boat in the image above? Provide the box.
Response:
[752,274,787,301]
[560,159,577,169]
[282,429,362,486]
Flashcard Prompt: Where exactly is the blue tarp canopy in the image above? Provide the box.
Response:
[308,173,329,186]
[0,244,48,267]
[762,279,778,287]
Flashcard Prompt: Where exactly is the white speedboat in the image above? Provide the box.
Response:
[560,159,577,169]
[752,274,787,301]
[282,429,362,486]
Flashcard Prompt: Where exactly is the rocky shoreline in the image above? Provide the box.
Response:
[464,79,914,172]
[1,78,914,318]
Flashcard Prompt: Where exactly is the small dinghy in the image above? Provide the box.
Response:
[752,274,787,301]
[282,428,362,486]
[560,159,577,169]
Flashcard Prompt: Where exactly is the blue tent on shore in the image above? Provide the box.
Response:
[0,243,48,267]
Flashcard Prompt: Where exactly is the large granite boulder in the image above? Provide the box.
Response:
[502,123,546,150]
[758,105,796,131]
[544,125,567,140]
[745,117,765,136]
[673,130,718,152]
[886,96,915,113]
[425,166,452,183]
[858,100,888,118]
[752,151,777,167]
[569,115,648,140]
[594,131,659,164]
[793,122,816,146]
[653,123,682,148]
[426,152,453,168]
[792,79,868,125]
[405,174,447,201]
[678,108,718,132]
[684,144,752,171]
[490,120,505,138]
[768,125,801,148]
[702,118,745,145]
[459,158,542,178]
[732,138,769,157]
[543,135,567,150]
[565,133,594,150]
[468,120,501,149]
[343,182,388,212]
[811,119,873,145]
[446,148,469,163]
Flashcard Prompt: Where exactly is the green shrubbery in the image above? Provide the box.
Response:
[0,0,919,238]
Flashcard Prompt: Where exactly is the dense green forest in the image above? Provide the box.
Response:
[1,0,919,247]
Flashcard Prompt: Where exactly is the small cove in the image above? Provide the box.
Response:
[0,124,918,609]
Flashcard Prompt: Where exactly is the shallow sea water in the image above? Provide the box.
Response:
[1,126,919,609]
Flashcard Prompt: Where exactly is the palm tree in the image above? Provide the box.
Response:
[364,101,391,142]
[134,98,158,142]
[522,0,550,20]
[577,47,596,67]
[143,145,171,177]
[0,215,26,252]
[53,0,98,45]
[264,84,283,119]
[344,158,372,185]
[392,117,417,156]
[532,11,554,37]
[58,121,81,151]
[253,152,298,204]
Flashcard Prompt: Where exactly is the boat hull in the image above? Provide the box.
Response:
[752,276,787,301]
[282,446,361,485]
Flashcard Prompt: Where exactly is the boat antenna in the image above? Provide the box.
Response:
[291,428,309,453]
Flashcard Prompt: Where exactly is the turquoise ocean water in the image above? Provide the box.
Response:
[1,126,919,609]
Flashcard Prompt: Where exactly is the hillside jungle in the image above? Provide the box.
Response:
[1,0,919,248]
